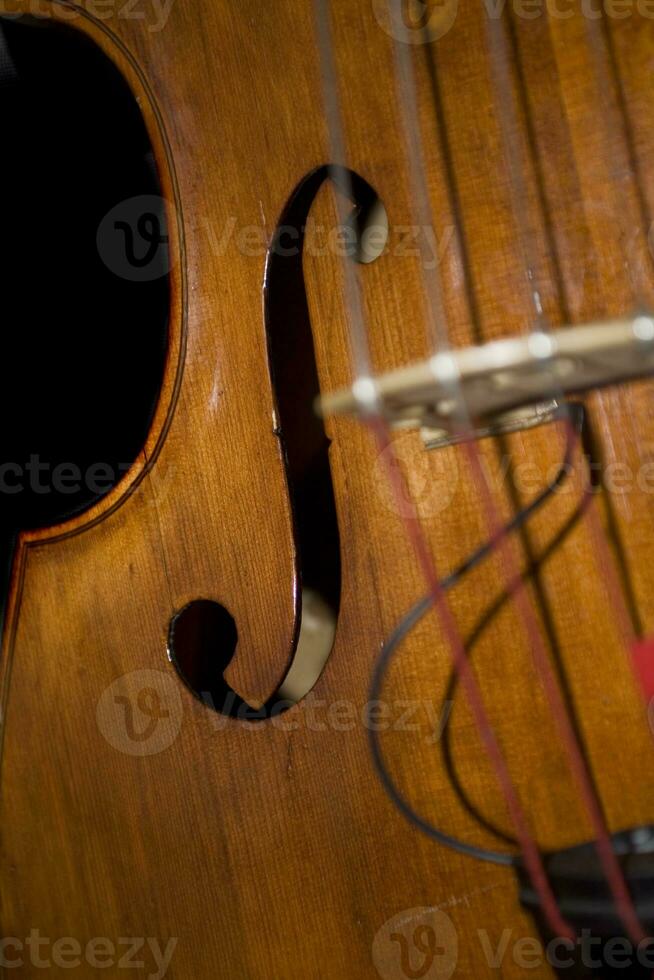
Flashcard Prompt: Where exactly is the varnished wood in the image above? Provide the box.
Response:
[3,1,654,976]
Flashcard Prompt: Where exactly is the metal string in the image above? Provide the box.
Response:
[578,4,654,654]
[390,0,645,945]
[481,4,646,944]
[312,0,572,940]
[313,0,373,382]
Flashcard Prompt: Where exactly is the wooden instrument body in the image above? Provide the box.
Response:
[3,2,654,976]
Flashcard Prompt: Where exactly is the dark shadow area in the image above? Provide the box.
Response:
[263,166,384,619]
[168,599,247,717]
[0,15,169,631]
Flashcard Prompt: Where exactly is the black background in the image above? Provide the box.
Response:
[0,15,169,626]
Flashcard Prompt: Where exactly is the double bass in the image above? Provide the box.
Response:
[2,0,654,976]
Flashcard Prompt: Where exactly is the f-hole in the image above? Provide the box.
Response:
[168,167,387,718]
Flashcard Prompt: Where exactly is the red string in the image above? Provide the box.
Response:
[460,415,646,946]
[369,409,649,945]
[367,415,574,941]
[576,455,654,713]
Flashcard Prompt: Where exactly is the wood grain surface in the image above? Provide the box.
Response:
[2,1,654,976]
